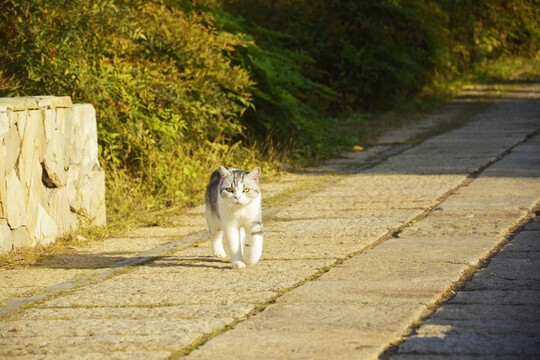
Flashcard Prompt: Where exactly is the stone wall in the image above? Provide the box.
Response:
[0,96,105,253]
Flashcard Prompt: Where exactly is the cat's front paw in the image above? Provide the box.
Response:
[231,261,246,269]
[245,257,259,266]
[244,249,262,266]
[213,249,227,259]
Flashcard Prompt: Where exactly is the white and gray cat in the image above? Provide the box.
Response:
[205,166,263,269]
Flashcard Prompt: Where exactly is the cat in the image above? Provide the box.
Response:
[205,166,263,269]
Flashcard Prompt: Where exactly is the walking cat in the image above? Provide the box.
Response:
[205,166,263,269]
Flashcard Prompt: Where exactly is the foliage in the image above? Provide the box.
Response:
[218,0,540,109]
[207,8,345,161]
[0,0,260,212]
[1,0,538,222]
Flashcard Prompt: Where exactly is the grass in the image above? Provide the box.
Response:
[0,235,81,269]
[421,56,540,105]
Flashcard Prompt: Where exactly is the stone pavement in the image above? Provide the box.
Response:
[0,79,539,359]
[390,215,540,359]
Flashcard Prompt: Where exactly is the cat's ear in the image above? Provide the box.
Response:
[218,166,230,179]
[248,167,261,183]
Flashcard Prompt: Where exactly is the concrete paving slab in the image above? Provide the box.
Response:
[366,236,502,265]
[37,258,330,308]
[188,328,387,360]
[263,218,391,240]
[235,301,424,333]
[424,303,540,322]
[396,334,540,357]
[463,260,540,290]
[416,320,540,336]
[320,257,468,302]
[481,150,540,178]
[525,216,540,230]
[502,230,540,252]
[449,289,540,305]
[261,243,359,260]
[277,280,425,304]
[0,352,172,360]
[273,206,421,221]
[398,215,514,238]
[337,174,465,197]
[9,303,254,321]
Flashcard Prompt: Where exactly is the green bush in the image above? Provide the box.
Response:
[207,8,344,161]
[218,0,539,109]
[1,0,260,215]
[1,0,538,222]
[442,0,540,65]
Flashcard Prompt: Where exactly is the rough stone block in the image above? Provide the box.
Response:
[12,226,30,248]
[8,108,17,127]
[0,96,72,111]
[0,219,13,252]
[0,97,38,111]
[67,168,106,226]
[91,169,106,226]
[43,131,67,187]
[0,111,8,138]
[28,200,58,246]
[3,125,20,175]
[66,104,99,174]
[80,175,94,220]
[19,113,41,188]
[28,154,49,211]
[0,142,6,218]
[66,164,81,211]
[16,111,26,140]
[24,194,39,246]
[28,110,46,163]
[5,170,26,229]
[65,105,85,166]
[42,108,57,141]
[48,187,72,236]
[55,109,71,167]
[55,107,64,130]
[0,97,104,252]
[53,96,73,108]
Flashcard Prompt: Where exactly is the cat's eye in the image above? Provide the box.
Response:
[243,188,250,193]
[225,187,234,193]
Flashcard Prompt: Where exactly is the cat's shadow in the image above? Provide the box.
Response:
[146,255,230,270]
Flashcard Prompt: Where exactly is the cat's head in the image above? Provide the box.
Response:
[218,166,261,206]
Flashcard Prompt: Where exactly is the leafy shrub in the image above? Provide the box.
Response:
[218,0,539,109]
[1,0,538,222]
[207,8,344,161]
[441,0,540,66]
[1,0,259,213]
